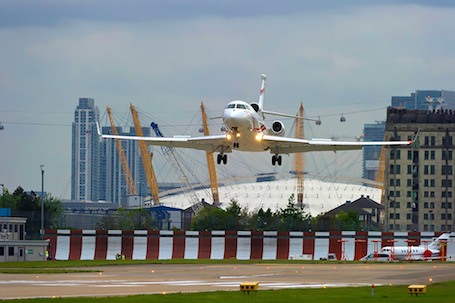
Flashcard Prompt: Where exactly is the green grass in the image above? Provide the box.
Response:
[0,281,453,303]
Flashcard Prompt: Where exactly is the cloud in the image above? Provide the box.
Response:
[2,1,455,198]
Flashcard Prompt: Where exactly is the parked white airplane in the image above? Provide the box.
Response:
[98,74,411,166]
[362,233,451,261]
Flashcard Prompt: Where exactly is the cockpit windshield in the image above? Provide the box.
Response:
[236,104,247,109]
[226,104,235,109]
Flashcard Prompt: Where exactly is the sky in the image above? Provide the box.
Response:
[1,0,455,200]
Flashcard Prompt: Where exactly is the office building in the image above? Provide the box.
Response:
[384,107,455,232]
[363,90,455,181]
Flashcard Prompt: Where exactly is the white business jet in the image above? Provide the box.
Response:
[98,74,411,166]
[362,233,451,261]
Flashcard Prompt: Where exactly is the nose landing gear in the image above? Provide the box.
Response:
[272,154,282,166]
[217,153,227,165]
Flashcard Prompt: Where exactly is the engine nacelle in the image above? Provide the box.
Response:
[269,120,285,136]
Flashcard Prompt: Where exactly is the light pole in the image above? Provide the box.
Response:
[137,181,143,209]
[40,165,45,239]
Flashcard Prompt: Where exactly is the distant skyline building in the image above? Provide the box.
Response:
[391,90,455,110]
[362,121,385,180]
[71,98,100,202]
[71,97,151,204]
[100,126,150,206]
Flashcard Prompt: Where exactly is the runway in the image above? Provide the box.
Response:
[1,263,454,299]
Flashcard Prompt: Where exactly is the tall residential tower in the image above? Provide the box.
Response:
[71,98,101,202]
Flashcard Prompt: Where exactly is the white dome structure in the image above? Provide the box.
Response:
[159,177,382,216]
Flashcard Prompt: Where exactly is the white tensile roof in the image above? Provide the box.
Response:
[159,178,382,216]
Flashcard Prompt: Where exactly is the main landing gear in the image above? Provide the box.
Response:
[272,154,282,166]
[217,153,227,165]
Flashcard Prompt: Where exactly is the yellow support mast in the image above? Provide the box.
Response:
[106,106,137,196]
[294,103,305,208]
[130,103,160,205]
[200,102,220,206]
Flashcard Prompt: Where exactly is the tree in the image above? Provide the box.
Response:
[95,208,156,230]
[191,206,228,230]
[337,210,362,231]
[225,199,244,230]
[43,194,64,229]
[276,194,311,231]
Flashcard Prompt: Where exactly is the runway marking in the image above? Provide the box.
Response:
[0,279,375,289]
[219,273,276,279]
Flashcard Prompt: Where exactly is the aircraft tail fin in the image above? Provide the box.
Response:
[428,233,450,250]
[258,74,266,111]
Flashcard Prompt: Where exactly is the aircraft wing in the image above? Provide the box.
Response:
[262,135,411,154]
[100,133,231,153]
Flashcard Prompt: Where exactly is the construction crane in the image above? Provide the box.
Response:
[106,106,138,197]
[294,103,305,208]
[150,122,203,213]
[200,102,221,206]
[130,103,160,205]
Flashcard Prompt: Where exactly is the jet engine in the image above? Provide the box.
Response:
[269,120,285,136]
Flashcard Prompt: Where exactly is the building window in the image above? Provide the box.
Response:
[424,179,429,187]
[8,247,14,256]
[430,202,435,209]
[0,247,3,256]
[442,179,453,187]
[408,150,412,160]
[442,150,453,160]
[407,179,412,187]
[407,202,412,208]
[390,149,401,159]
[424,202,429,208]
[424,150,429,160]
[424,191,429,198]
[442,165,453,175]
[424,165,429,175]
[430,179,435,187]
[430,192,435,198]
[442,136,453,146]
[406,213,412,220]
[430,165,435,175]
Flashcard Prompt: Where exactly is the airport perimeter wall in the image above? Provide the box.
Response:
[44,230,447,261]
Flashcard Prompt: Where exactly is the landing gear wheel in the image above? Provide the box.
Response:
[272,155,282,166]
[217,154,228,165]
[233,142,240,148]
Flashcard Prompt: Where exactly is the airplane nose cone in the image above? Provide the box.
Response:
[223,110,252,130]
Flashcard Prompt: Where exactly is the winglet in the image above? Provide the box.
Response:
[409,129,421,147]
[96,121,102,137]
